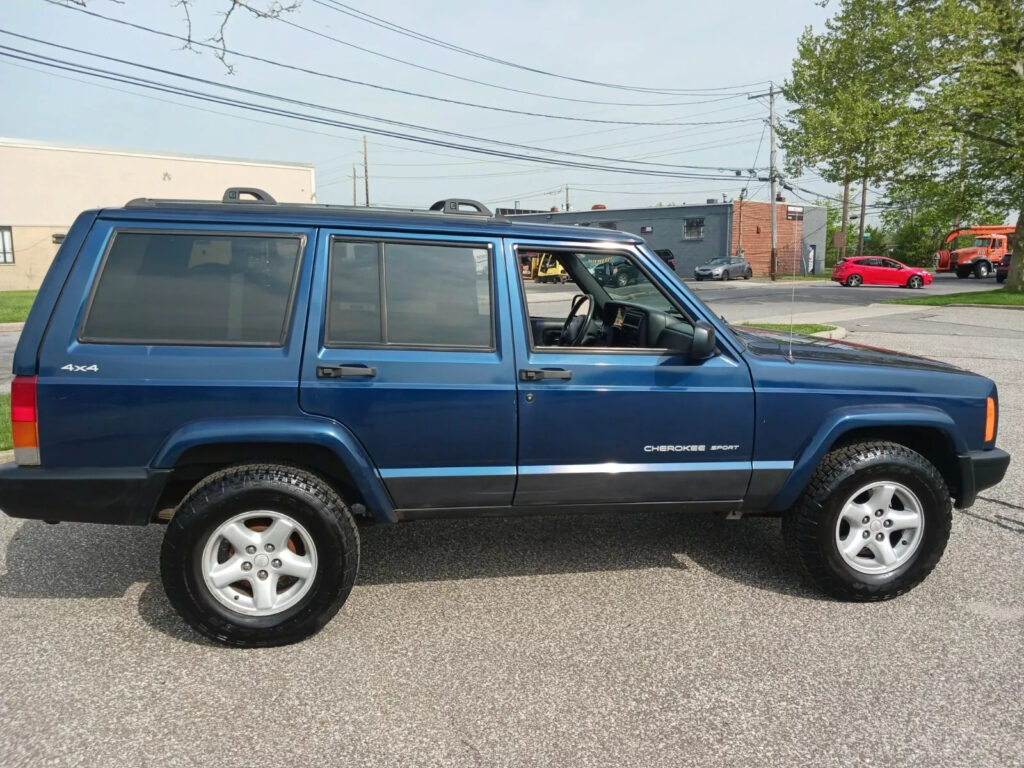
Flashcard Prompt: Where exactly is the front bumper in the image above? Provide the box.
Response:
[0,463,171,525]
[956,448,1011,509]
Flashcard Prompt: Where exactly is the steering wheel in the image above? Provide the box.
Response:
[559,293,595,346]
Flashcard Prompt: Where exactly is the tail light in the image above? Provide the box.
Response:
[985,397,996,443]
[11,375,39,465]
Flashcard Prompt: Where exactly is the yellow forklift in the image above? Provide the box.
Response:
[521,252,569,283]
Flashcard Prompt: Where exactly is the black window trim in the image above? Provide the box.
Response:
[78,227,307,347]
[683,217,706,241]
[512,242,701,357]
[324,234,497,352]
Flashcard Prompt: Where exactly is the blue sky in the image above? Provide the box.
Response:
[1,0,835,210]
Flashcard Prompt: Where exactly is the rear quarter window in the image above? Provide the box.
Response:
[80,230,303,346]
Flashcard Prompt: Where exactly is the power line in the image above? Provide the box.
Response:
[0,46,756,181]
[42,2,754,127]
[274,17,747,108]
[0,32,763,174]
[314,0,771,96]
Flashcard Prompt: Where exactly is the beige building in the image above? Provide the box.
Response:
[0,139,316,290]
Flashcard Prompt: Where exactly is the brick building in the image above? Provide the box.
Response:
[513,199,826,277]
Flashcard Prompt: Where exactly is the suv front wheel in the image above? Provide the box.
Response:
[783,441,951,601]
[161,464,359,647]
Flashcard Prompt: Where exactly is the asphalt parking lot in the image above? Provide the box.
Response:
[0,285,1022,767]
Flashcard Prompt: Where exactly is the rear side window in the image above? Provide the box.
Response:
[327,238,492,349]
[81,231,303,345]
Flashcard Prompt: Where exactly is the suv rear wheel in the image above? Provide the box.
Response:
[161,464,359,647]
[783,441,951,601]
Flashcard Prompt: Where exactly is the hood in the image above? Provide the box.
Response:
[733,326,964,374]
[952,246,983,259]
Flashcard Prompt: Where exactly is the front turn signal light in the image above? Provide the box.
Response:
[985,397,996,443]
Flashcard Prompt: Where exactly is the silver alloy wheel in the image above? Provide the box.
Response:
[834,481,924,575]
[201,510,318,616]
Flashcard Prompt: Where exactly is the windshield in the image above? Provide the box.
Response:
[706,258,729,266]
[973,238,991,248]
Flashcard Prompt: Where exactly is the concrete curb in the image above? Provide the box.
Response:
[0,322,25,333]
[939,303,1024,311]
[811,326,847,340]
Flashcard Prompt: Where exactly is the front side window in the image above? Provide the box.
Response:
[82,231,303,345]
[327,239,492,349]
[683,218,705,240]
[518,248,692,352]
[0,227,13,265]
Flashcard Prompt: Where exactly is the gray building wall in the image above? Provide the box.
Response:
[514,204,734,275]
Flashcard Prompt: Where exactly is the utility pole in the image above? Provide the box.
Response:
[363,136,370,207]
[564,185,570,211]
[749,84,778,280]
[735,186,746,258]
[839,180,850,262]
[352,166,357,206]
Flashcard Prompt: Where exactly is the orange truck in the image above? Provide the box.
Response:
[933,225,1015,279]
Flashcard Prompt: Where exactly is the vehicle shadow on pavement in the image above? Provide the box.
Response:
[0,519,163,599]
[355,511,826,601]
[1,511,827,646]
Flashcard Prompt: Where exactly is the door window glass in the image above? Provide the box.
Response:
[327,239,493,349]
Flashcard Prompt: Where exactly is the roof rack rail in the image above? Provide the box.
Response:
[223,187,276,204]
[429,199,492,217]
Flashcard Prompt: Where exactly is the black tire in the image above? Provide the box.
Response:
[783,441,952,602]
[996,274,1006,284]
[974,261,990,279]
[695,276,703,281]
[722,270,730,281]
[955,269,969,279]
[744,269,752,279]
[846,274,862,287]
[907,275,923,289]
[616,272,630,288]
[161,464,359,647]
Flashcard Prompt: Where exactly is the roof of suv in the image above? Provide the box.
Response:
[98,192,642,244]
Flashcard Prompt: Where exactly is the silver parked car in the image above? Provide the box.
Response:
[694,256,752,281]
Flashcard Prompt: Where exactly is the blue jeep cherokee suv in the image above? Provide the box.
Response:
[0,189,1010,646]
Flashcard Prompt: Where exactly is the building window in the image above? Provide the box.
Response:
[0,228,13,264]
[787,206,804,221]
[683,218,705,240]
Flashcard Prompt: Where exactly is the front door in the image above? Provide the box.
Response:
[506,240,755,507]
[299,230,517,510]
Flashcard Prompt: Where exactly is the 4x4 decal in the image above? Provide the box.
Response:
[60,364,99,373]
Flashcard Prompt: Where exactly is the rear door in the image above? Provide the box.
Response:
[299,230,517,511]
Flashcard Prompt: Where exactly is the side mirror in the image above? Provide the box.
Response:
[690,320,716,360]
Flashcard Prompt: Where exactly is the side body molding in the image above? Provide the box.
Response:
[151,416,396,522]
[766,404,965,512]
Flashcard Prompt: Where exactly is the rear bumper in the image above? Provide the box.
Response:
[956,448,1010,509]
[0,464,171,525]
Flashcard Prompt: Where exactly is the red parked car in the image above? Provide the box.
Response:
[832,256,933,288]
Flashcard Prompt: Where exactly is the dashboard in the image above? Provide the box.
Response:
[601,302,694,350]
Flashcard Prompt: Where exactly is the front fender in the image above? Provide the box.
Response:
[766,404,965,512]
[151,416,396,522]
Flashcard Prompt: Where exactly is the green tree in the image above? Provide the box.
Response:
[794,0,1023,290]
[780,0,925,257]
